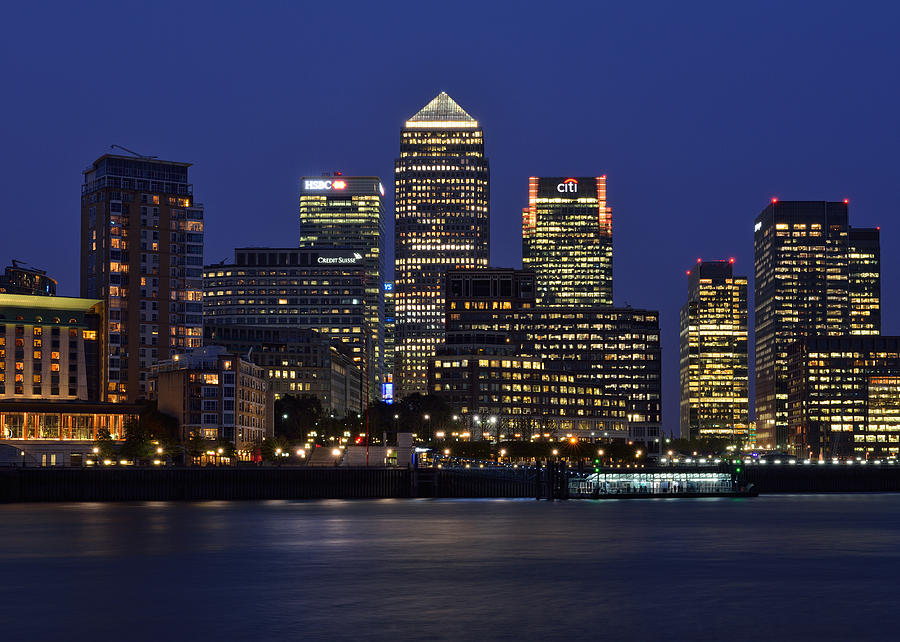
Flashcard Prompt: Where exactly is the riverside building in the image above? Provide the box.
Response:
[0,293,140,466]
[148,345,273,450]
[299,174,385,396]
[80,153,204,402]
[787,336,900,459]
[679,260,749,441]
[522,176,612,307]
[754,200,881,448]
[394,92,490,399]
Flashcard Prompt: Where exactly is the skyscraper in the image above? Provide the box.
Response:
[81,154,204,402]
[522,176,612,307]
[382,281,395,401]
[679,259,749,441]
[299,174,385,396]
[754,199,880,449]
[848,227,881,335]
[394,92,489,398]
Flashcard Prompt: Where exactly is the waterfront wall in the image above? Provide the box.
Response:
[0,466,541,503]
[3,464,900,503]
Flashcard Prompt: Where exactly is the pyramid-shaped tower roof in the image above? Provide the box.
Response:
[405,92,478,128]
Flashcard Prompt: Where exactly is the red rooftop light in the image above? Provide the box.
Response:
[697,258,702,263]
[843,198,849,204]
[771,197,778,204]
[729,257,735,264]
[686,270,691,275]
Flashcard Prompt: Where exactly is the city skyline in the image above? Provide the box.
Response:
[2,2,898,430]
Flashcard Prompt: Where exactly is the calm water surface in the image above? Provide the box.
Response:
[2,495,899,640]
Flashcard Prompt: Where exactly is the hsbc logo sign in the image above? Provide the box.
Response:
[304,179,348,191]
[557,178,578,193]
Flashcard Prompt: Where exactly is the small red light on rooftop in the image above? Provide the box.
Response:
[697,258,702,264]
[771,197,778,204]
[729,257,735,264]
[686,270,691,275]
[877,226,881,231]
[843,198,849,204]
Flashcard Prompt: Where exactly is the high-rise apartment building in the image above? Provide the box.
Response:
[81,154,204,402]
[754,200,880,448]
[394,92,489,398]
[299,174,385,396]
[522,176,612,307]
[679,260,749,441]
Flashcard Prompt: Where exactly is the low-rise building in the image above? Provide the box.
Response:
[148,346,273,452]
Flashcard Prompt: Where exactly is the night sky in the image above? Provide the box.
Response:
[2,1,898,429]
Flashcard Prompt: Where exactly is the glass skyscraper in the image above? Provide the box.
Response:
[299,174,385,397]
[394,92,489,398]
[754,200,880,449]
[522,176,612,307]
[679,259,749,441]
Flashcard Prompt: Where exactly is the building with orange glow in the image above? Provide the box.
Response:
[679,260,749,441]
[522,176,612,307]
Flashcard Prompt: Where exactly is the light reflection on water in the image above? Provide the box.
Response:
[1,495,899,640]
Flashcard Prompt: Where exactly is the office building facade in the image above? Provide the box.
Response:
[203,248,371,407]
[299,174,385,395]
[754,200,880,448]
[394,92,489,398]
[81,154,204,402]
[522,176,612,307]
[204,325,363,417]
[679,260,749,440]
[787,336,900,459]
[429,269,660,444]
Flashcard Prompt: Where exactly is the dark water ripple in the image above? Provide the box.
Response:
[1,495,899,640]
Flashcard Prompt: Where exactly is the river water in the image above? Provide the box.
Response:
[1,494,898,640]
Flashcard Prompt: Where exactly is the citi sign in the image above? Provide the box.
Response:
[304,179,348,191]
[556,178,578,193]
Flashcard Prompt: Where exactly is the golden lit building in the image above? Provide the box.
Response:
[394,92,489,399]
[679,259,748,441]
[754,200,880,449]
[522,177,612,307]
[81,154,205,402]
[299,174,385,397]
[787,336,900,458]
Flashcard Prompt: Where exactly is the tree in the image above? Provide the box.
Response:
[275,394,323,441]
[185,432,208,464]
[93,428,117,460]
[118,418,155,461]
